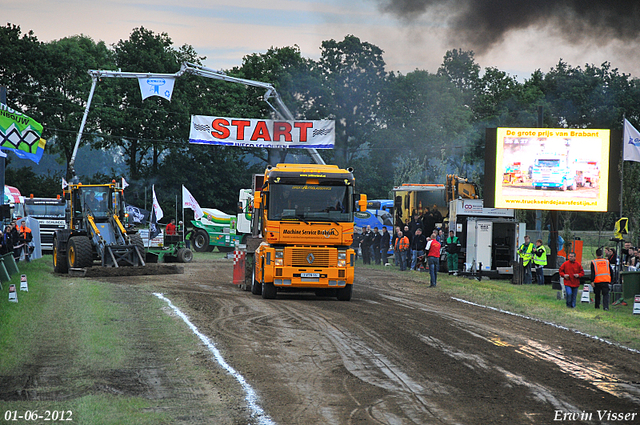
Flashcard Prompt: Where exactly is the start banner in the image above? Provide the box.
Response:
[189,116,335,149]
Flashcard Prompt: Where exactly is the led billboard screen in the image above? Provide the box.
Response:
[493,127,610,212]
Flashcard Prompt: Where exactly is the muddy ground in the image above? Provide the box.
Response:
[108,258,640,424]
[4,258,640,424]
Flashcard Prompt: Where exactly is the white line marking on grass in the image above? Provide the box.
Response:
[154,293,275,425]
[451,297,640,355]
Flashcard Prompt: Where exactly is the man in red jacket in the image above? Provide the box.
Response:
[426,231,442,287]
[559,252,584,308]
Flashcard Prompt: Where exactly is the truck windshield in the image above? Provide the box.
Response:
[24,203,66,217]
[269,184,353,222]
[535,159,560,167]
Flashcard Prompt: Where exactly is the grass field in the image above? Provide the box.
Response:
[0,258,238,424]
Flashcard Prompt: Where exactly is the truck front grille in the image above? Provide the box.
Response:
[291,249,334,268]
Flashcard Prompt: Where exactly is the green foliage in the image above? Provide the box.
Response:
[317,35,387,167]
[5,24,640,234]
[5,166,62,197]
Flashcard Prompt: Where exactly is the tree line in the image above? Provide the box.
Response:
[2,24,640,239]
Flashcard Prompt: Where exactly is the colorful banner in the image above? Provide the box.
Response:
[0,102,46,164]
[189,116,335,149]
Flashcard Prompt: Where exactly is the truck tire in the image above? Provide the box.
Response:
[336,284,353,301]
[67,236,94,268]
[193,230,210,252]
[262,281,277,299]
[251,258,262,295]
[53,235,68,274]
[260,260,276,299]
[176,248,193,263]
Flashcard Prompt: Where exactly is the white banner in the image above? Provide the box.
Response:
[182,185,204,220]
[138,76,175,101]
[624,119,640,162]
[189,116,335,149]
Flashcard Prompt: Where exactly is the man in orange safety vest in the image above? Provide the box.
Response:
[590,248,612,311]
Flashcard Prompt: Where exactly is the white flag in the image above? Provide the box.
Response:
[623,119,640,162]
[152,185,164,222]
[122,177,129,189]
[182,185,204,220]
[138,76,175,102]
[61,178,68,190]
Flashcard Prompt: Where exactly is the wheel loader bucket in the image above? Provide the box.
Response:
[102,245,146,267]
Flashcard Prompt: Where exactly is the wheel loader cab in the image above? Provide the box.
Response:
[82,187,110,219]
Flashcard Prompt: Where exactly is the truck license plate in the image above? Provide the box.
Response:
[301,273,320,278]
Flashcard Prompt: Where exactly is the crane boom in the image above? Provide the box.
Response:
[69,63,325,179]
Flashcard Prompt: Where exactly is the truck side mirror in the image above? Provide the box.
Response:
[237,202,243,213]
[253,192,262,210]
[358,194,367,212]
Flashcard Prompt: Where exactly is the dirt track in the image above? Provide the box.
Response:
[116,259,640,424]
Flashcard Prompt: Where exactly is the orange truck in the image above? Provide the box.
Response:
[247,163,366,301]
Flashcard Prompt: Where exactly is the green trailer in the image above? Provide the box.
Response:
[191,208,247,253]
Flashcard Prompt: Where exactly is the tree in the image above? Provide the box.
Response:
[378,70,472,184]
[0,24,43,108]
[36,35,115,179]
[437,49,480,105]
[317,35,387,167]
[95,27,201,179]
[154,144,259,215]
[237,45,324,165]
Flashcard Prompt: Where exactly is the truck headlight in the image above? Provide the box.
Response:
[275,250,284,266]
[338,251,346,267]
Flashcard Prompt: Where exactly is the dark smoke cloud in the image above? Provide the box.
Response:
[376,0,640,53]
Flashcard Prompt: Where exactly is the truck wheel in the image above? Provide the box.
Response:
[53,236,68,274]
[176,248,193,263]
[336,284,353,301]
[262,281,277,299]
[251,260,262,295]
[261,262,276,299]
[193,230,210,252]
[67,236,93,268]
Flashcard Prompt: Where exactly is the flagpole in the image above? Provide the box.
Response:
[181,187,185,245]
[621,117,625,219]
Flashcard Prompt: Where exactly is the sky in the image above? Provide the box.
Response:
[3,0,640,80]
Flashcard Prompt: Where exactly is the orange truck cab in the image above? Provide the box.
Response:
[250,163,366,301]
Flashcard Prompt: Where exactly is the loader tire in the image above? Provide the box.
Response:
[176,248,193,263]
[67,236,94,269]
[130,233,144,254]
[193,230,210,252]
[53,235,68,274]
